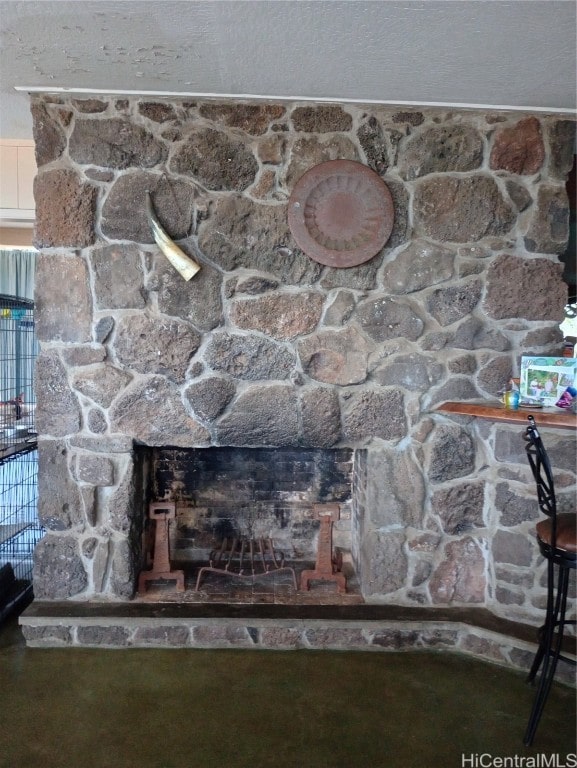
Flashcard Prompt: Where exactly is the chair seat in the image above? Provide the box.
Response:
[536,512,577,554]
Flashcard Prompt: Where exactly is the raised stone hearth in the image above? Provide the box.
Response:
[26,96,576,653]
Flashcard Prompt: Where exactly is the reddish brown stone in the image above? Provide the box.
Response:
[489,117,545,175]
[138,102,177,122]
[230,292,324,340]
[72,99,108,113]
[34,170,97,248]
[413,175,515,242]
[198,103,286,135]
[257,135,285,164]
[484,253,567,320]
[291,105,353,133]
[429,537,486,604]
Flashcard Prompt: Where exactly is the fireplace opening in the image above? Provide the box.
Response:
[136,446,364,604]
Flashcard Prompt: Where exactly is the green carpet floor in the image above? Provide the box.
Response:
[1,615,575,768]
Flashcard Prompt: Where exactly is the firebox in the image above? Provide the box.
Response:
[137,446,357,599]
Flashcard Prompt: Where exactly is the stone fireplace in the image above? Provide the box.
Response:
[27,96,576,640]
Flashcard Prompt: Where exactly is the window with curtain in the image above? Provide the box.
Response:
[0,248,36,300]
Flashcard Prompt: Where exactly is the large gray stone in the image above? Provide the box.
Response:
[427,377,483,407]
[495,482,539,526]
[372,353,444,392]
[323,291,356,326]
[546,120,577,179]
[184,377,236,422]
[109,376,211,447]
[37,440,83,530]
[319,257,383,292]
[429,424,475,483]
[365,447,425,528]
[398,124,484,179]
[113,314,201,382]
[107,462,138,536]
[170,127,258,191]
[477,355,514,397]
[524,185,570,254]
[381,240,454,294]
[450,317,511,352]
[31,101,66,166]
[35,253,92,343]
[342,389,407,443]
[432,482,485,534]
[215,385,300,446]
[426,280,483,327]
[35,351,82,437]
[204,332,295,380]
[73,454,115,487]
[33,534,88,599]
[297,327,373,385]
[69,118,166,168]
[198,196,321,284]
[101,172,197,243]
[73,365,132,408]
[361,530,408,595]
[60,345,106,367]
[355,296,424,342]
[300,388,341,447]
[154,256,223,332]
[492,530,533,566]
[109,537,139,599]
[90,245,146,309]
[413,175,515,242]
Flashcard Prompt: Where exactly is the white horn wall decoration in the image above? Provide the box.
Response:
[146,192,201,281]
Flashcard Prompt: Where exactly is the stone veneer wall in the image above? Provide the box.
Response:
[30,95,576,627]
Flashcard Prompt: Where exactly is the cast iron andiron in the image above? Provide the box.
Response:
[138,501,185,593]
[300,503,346,593]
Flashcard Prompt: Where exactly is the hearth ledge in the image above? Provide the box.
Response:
[18,602,576,686]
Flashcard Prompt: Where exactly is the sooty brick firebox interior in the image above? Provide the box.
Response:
[148,447,353,566]
[137,447,358,599]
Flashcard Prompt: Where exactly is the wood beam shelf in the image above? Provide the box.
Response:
[435,401,577,431]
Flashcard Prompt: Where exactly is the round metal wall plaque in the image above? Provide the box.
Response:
[288,159,395,268]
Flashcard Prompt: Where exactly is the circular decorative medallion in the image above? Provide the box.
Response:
[288,159,395,268]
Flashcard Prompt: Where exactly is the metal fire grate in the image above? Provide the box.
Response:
[195,537,298,591]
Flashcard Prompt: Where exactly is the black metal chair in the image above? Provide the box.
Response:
[523,415,576,746]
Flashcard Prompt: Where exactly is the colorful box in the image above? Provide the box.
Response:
[519,356,577,406]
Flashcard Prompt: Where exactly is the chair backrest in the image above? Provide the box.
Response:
[524,415,557,520]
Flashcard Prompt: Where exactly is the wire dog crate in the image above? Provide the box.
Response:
[0,294,41,621]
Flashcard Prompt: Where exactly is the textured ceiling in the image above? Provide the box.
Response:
[1,0,576,139]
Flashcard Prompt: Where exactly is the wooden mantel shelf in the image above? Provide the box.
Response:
[435,401,577,431]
